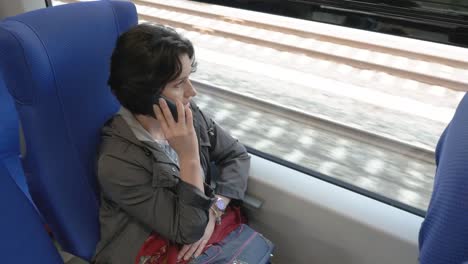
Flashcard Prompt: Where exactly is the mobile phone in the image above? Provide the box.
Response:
[155,96,178,122]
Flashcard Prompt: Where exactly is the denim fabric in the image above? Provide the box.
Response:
[191,224,274,264]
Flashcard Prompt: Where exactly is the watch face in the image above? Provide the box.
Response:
[216,198,226,211]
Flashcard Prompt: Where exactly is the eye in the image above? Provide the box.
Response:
[175,79,186,88]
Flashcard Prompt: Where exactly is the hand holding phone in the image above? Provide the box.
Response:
[155,96,178,122]
[154,98,199,161]
[154,98,204,193]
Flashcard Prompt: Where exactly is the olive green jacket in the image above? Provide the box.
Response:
[92,103,250,264]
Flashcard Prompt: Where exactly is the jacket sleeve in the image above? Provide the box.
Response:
[418,95,468,264]
[199,109,251,200]
[97,154,214,244]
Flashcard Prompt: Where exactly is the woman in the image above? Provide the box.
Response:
[93,24,251,264]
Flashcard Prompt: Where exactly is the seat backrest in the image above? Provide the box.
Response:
[419,93,468,263]
[0,1,137,259]
[0,162,63,263]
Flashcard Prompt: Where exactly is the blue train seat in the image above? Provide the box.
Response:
[419,93,468,264]
[0,1,137,260]
[0,162,63,263]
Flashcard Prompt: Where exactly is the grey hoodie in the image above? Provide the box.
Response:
[92,102,250,264]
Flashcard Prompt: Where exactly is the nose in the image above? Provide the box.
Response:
[185,79,197,98]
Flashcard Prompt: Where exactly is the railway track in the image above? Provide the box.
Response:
[193,79,435,163]
[131,0,468,92]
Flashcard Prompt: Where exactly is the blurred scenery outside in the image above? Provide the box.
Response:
[54,0,468,211]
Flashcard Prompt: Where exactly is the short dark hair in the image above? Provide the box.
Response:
[108,23,197,116]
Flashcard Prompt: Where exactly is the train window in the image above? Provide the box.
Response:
[51,0,467,213]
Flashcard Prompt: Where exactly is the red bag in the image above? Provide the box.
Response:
[135,207,246,264]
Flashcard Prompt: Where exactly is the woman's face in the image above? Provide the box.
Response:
[161,53,196,107]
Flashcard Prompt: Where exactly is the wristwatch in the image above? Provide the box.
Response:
[211,197,227,225]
